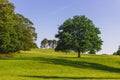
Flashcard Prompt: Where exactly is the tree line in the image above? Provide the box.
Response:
[40,38,57,49]
[0,0,37,53]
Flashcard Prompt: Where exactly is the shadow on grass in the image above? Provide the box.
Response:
[1,56,120,73]
[19,75,120,79]
[25,57,120,73]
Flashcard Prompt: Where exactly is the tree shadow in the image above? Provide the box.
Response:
[38,57,120,73]
[1,56,120,73]
[19,75,120,79]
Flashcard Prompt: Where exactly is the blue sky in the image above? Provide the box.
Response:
[9,0,120,54]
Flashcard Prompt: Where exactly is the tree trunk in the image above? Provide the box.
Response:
[78,50,81,58]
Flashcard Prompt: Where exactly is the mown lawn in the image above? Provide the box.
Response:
[0,49,120,80]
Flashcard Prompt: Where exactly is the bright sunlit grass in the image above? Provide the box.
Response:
[0,49,120,80]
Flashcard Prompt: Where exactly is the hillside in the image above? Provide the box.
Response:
[0,49,120,80]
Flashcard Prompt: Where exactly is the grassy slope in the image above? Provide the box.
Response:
[0,49,120,80]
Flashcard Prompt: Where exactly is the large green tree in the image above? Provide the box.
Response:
[0,1,37,53]
[15,14,37,50]
[55,15,103,57]
[0,1,21,53]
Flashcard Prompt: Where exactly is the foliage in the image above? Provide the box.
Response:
[41,38,48,48]
[15,14,37,50]
[41,38,57,48]
[0,0,8,4]
[55,15,103,57]
[0,1,21,53]
[0,1,37,53]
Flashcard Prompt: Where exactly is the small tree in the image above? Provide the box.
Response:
[41,38,48,48]
[55,15,103,57]
[48,40,53,48]
[52,39,57,48]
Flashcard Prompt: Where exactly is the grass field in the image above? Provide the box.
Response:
[0,49,120,80]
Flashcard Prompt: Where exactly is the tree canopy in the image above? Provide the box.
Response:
[0,1,37,53]
[55,15,103,57]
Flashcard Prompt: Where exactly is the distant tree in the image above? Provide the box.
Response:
[55,15,103,57]
[113,46,120,55]
[48,40,53,48]
[41,38,48,48]
[88,50,96,54]
[52,39,57,48]
[41,39,57,49]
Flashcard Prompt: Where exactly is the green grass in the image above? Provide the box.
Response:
[0,49,120,80]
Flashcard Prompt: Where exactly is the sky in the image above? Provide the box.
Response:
[9,0,120,54]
